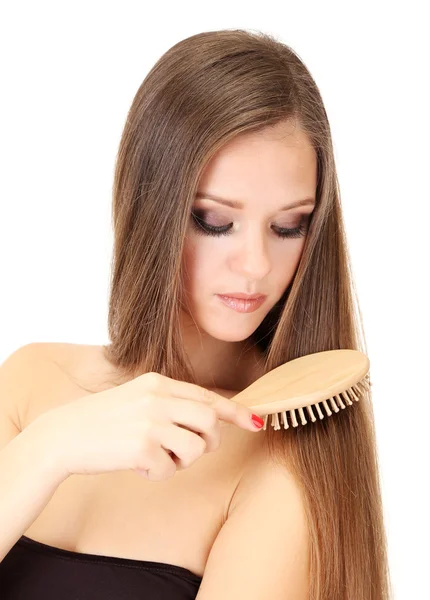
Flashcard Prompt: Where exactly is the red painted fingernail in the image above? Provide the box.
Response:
[251,414,264,428]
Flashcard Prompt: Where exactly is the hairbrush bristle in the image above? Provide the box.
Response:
[263,372,372,431]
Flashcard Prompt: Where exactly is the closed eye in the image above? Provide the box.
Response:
[190,211,311,239]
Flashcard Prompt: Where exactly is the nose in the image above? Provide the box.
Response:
[230,225,272,281]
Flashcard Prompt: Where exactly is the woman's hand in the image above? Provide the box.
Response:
[28,371,263,482]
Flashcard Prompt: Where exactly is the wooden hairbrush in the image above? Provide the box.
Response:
[231,349,371,430]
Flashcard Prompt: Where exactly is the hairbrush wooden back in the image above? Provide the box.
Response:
[232,349,371,430]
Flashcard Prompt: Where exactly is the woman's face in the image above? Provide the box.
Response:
[181,120,317,343]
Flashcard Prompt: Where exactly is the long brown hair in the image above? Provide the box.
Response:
[102,29,392,599]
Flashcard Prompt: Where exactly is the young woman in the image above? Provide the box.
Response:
[0,29,391,599]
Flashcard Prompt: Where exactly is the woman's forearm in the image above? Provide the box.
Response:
[0,420,69,561]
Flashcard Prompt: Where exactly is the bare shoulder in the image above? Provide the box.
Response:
[197,440,310,599]
[40,342,120,392]
[228,439,306,519]
[0,343,56,427]
[0,342,69,448]
[1,342,113,431]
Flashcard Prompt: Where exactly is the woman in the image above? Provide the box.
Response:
[0,29,391,599]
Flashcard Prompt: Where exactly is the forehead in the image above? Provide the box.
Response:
[198,122,317,198]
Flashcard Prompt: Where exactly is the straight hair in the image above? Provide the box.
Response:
[102,29,392,599]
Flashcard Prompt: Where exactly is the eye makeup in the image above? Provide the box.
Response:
[190,209,311,239]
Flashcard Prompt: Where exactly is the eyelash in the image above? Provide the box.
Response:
[190,211,310,239]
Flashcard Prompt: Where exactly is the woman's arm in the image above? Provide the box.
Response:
[0,422,68,561]
[0,343,69,561]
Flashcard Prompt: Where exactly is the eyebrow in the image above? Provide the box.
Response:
[195,191,316,211]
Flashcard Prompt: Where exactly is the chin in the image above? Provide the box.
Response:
[201,322,259,343]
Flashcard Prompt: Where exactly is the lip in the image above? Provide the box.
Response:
[218,293,266,300]
[216,294,266,313]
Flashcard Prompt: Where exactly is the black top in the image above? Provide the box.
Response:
[0,535,202,599]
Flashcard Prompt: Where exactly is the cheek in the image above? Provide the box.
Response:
[182,236,219,291]
[273,240,306,287]
[281,239,305,267]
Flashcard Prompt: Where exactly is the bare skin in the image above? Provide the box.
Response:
[18,342,268,579]
[18,120,317,578]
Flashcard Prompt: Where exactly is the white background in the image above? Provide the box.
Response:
[0,2,428,598]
